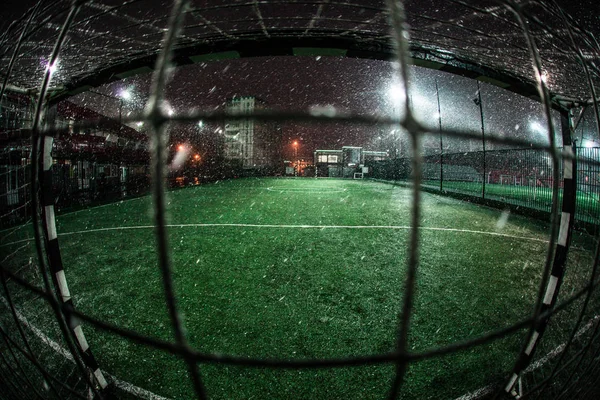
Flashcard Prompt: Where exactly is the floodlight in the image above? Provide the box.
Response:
[120,89,132,100]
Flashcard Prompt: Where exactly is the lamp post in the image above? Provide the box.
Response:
[293,141,299,176]
[89,88,132,131]
[118,89,131,131]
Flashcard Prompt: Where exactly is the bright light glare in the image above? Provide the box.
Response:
[583,139,598,148]
[45,61,58,75]
[162,103,174,117]
[194,154,201,160]
[293,141,298,146]
[198,120,204,128]
[411,93,432,110]
[170,145,190,172]
[529,121,546,134]
[120,89,132,100]
[136,122,143,127]
[387,83,404,103]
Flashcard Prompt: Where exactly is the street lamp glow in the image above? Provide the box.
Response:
[120,89,132,101]
[198,120,204,128]
[388,83,404,102]
[583,139,598,148]
[529,121,545,135]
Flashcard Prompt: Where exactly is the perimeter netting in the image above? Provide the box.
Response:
[1,0,600,399]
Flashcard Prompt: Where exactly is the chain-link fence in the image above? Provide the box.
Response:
[368,146,600,227]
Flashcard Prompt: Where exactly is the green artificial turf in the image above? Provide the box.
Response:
[421,180,600,224]
[0,178,597,399]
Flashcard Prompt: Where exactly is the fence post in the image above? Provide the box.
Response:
[476,81,486,199]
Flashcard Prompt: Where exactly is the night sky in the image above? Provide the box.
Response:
[72,54,578,161]
[4,0,598,157]
[73,56,399,159]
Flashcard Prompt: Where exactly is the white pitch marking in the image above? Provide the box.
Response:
[59,195,147,217]
[455,315,600,400]
[453,383,495,400]
[524,315,600,373]
[0,237,32,247]
[50,223,550,244]
[0,224,550,248]
[0,296,171,400]
[266,187,346,193]
[1,287,599,400]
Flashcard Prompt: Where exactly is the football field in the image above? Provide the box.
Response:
[1,178,597,399]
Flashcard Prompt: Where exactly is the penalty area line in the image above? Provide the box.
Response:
[0,296,170,400]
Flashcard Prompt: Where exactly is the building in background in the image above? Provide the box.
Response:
[0,98,150,228]
[284,158,313,176]
[223,96,280,170]
[314,146,388,178]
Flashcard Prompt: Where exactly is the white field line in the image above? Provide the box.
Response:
[454,314,600,400]
[3,293,599,400]
[2,291,598,400]
[265,187,347,193]
[0,296,170,400]
[0,224,549,248]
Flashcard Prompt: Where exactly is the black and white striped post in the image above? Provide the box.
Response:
[504,112,577,397]
[39,134,108,393]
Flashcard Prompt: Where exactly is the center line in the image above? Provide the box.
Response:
[0,224,548,248]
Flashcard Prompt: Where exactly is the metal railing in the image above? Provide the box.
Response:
[368,147,600,226]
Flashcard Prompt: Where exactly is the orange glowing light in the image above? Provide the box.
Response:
[293,141,298,146]
[194,154,201,160]
[178,145,185,151]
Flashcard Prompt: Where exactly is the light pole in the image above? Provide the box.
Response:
[89,88,132,131]
[293,141,298,176]
[118,89,131,132]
